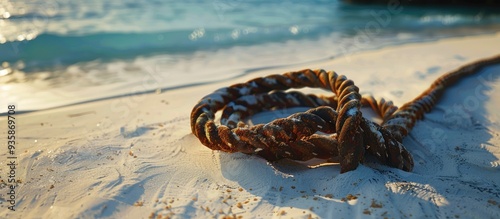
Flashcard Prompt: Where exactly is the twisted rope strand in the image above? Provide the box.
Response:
[190,55,500,173]
[383,54,500,141]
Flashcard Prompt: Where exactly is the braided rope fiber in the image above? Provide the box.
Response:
[190,55,500,173]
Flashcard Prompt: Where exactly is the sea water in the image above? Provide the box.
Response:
[1,0,499,112]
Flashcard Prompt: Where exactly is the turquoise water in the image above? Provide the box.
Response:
[1,0,500,112]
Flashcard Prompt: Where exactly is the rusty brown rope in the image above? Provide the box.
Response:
[190,55,500,173]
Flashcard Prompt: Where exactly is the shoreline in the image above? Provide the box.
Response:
[1,33,499,218]
[2,30,500,115]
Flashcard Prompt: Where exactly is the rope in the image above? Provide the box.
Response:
[190,55,500,173]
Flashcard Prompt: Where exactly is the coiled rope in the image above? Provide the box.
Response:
[190,55,500,173]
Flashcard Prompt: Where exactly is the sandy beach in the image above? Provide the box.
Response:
[1,33,500,218]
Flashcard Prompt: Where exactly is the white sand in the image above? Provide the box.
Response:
[1,33,500,219]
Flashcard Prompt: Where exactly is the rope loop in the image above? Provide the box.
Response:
[190,55,500,173]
